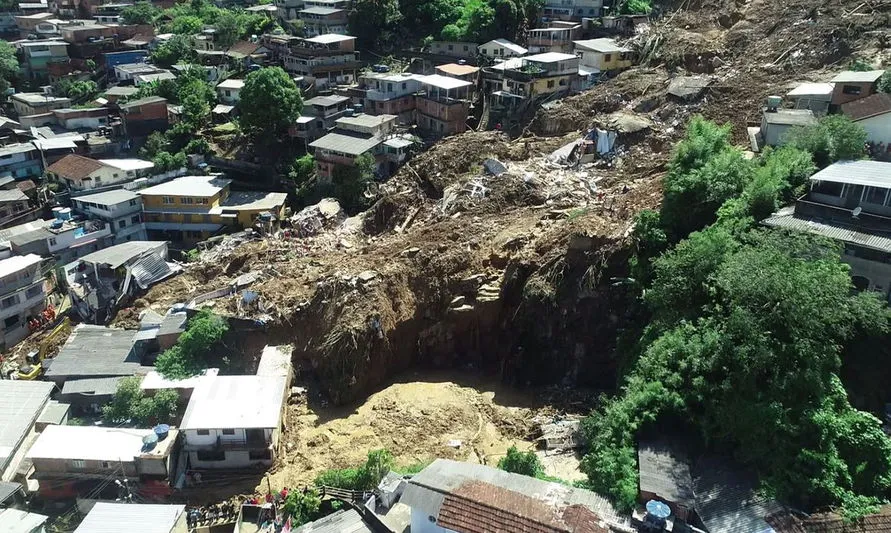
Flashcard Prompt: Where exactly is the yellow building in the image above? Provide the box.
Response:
[573,38,634,73]
[138,175,288,243]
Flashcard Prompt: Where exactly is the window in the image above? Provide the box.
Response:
[842,85,862,95]
[129,199,138,206]
[162,196,175,204]
[4,315,19,328]
[402,82,407,90]
[864,186,888,205]
[448,44,454,51]
[604,54,612,62]
[225,90,231,97]
[112,173,118,179]
[196,450,226,462]
[101,461,111,468]
[222,428,235,435]
[70,459,86,469]
[463,45,469,51]
[547,80,556,88]
[49,237,56,246]
[196,429,210,435]
[1,295,18,309]
[26,285,41,298]
[116,219,126,229]
[249,449,272,461]
[813,181,844,196]
[387,83,393,92]
[131,215,141,224]
[181,197,195,205]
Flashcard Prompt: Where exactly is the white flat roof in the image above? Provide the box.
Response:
[180,375,287,430]
[808,160,891,188]
[573,38,631,53]
[306,34,355,44]
[524,52,578,63]
[0,508,48,533]
[27,426,167,462]
[831,70,885,83]
[98,158,154,172]
[140,368,219,390]
[420,74,472,90]
[74,503,185,533]
[0,253,41,279]
[139,175,232,198]
[787,82,834,97]
[483,38,527,55]
[217,78,245,90]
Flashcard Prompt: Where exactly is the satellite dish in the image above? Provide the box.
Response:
[852,206,863,218]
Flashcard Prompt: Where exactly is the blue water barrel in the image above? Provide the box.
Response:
[154,424,170,441]
[646,500,671,519]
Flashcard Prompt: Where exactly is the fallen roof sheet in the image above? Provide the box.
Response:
[0,481,22,504]
[79,241,166,269]
[180,375,287,430]
[0,508,49,533]
[74,503,185,533]
[256,345,292,378]
[0,381,53,474]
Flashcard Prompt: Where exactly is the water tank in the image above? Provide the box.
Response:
[58,208,72,221]
[354,104,364,113]
[50,220,63,229]
[154,424,170,441]
[52,207,63,219]
[765,95,782,111]
[142,432,158,452]
[344,108,355,117]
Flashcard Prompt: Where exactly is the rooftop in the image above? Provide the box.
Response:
[524,52,579,64]
[0,189,28,203]
[841,92,891,121]
[114,62,159,74]
[119,96,168,110]
[256,345,292,378]
[335,113,397,129]
[99,158,154,172]
[45,325,139,380]
[0,219,51,246]
[764,207,891,254]
[212,191,289,213]
[218,78,245,90]
[304,94,350,107]
[140,368,219,391]
[11,93,70,105]
[573,38,631,53]
[0,143,36,157]
[0,253,41,279]
[807,160,891,188]
[305,33,355,44]
[293,509,373,533]
[180,375,288,430]
[74,188,141,206]
[139,175,232,198]
[135,72,176,84]
[74,503,185,533]
[637,441,695,507]
[104,85,140,97]
[763,108,817,126]
[693,456,783,533]
[28,425,177,463]
[309,132,381,156]
[0,508,49,533]
[60,376,124,397]
[46,154,106,181]
[419,74,473,90]
[299,6,342,15]
[435,63,481,77]
[79,241,167,269]
[483,38,527,55]
[786,82,835,97]
[403,459,627,530]
[0,381,53,474]
[830,69,885,83]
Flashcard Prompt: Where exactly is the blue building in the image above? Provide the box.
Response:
[103,50,149,74]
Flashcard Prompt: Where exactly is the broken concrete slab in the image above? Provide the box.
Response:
[667,76,712,101]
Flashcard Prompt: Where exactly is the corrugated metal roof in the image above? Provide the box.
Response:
[692,457,783,533]
[45,325,139,380]
[79,241,167,269]
[74,188,140,206]
[0,508,49,533]
[763,208,891,253]
[403,459,629,529]
[180,375,287,430]
[294,509,374,533]
[0,381,53,473]
[807,160,891,188]
[309,133,380,156]
[637,440,695,507]
[130,252,174,290]
[573,38,631,53]
[830,70,885,83]
[74,502,185,533]
[0,481,22,504]
[304,95,350,107]
[60,376,124,396]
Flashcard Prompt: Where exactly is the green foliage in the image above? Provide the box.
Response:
[282,489,322,527]
[847,59,875,72]
[52,79,99,102]
[102,377,179,424]
[214,11,240,49]
[740,146,815,221]
[134,78,178,102]
[288,154,315,185]
[398,0,539,43]
[121,1,160,24]
[170,15,204,35]
[331,152,375,212]
[184,137,211,155]
[239,67,302,140]
[348,0,403,50]
[0,40,19,96]
[155,310,229,379]
[497,446,542,477]
[151,35,197,68]
[315,449,394,490]
[151,151,187,172]
[879,71,891,94]
[785,115,867,168]
[185,248,201,262]
[619,0,651,14]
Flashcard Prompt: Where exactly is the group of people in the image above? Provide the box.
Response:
[27,304,56,333]
[185,501,239,528]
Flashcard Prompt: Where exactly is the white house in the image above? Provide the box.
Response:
[47,155,154,192]
[70,188,147,244]
[216,79,245,105]
[572,38,634,72]
[842,92,891,157]
[478,38,528,59]
[180,375,288,469]
[0,254,46,350]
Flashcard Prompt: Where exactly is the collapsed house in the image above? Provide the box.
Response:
[65,241,182,323]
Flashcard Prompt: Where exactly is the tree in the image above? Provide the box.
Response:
[288,154,315,185]
[53,79,99,102]
[879,71,891,94]
[348,0,403,50]
[103,377,179,424]
[282,489,322,527]
[785,115,867,168]
[120,1,159,24]
[497,446,542,477]
[315,449,394,490]
[0,40,18,96]
[239,67,302,139]
[619,0,651,14]
[214,11,241,49]
[155,310,228,379]
[140,131,169,159]
[151,35,196,68]
[332,152,375,212]
[170,15,204,35]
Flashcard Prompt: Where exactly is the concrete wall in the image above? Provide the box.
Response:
[856,113,891,147]
[410,508,458,533]
[843,251,891,301]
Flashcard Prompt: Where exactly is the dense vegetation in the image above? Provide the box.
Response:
[0,41,18,97]
[155,310,229,379]
[103,376,179,425]
[581,116,891,520]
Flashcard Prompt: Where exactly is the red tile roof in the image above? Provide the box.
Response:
[436,481,608,533]
[46,154,106,182]
[842,92,891,121]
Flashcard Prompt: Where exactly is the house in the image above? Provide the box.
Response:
[416,74,473,137]
[0,188,37,229]
[47,154,155,192]
[842,92,891,157]
[573,38,634,73]
[308,113,398,180]
[42,324,140,385]
[691,457,784,533]
[216,78,244,105]
[103,50,150,74]
[0,254,47,350]
[0,508,48,533]
[70,188,147,243]
[298,5,348,36]
[0,380,54,481]
[0,219,52,259]
[526,23,582,54]
[758,107,816,149]
[637,441,696,522]
[282,34,359,90]
[763,160,891,300]
[134,70,176,86]
[66,241,175,323]
[541,0,602,21]
[139,175,287,242]
[478,38,527,60]
[428,41,478,61]
[135,309,187,354]
[767,506,891,533]
[14,12,54,38]
[180,375,288,469]
[119,96,170,137]
[292,509,375,533]
[291,94,351,141]
[0,143,42,181]
[16,40,68,81]
[273,0,302,23]
[58,376,125,415]
[830,70,885,107]
[401,459,630,532]
[103,85,139,103]
[19,107,110,130]
[786,82,834,115]
[435,63,481,83]
[8,213,113,264]
[113,61,163,82]
[74,503,186,533]
[10,92,71,117]
[352,73,422,121]
[26,425,178,500]
[335,112,397,138]
[487,52,578,113]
